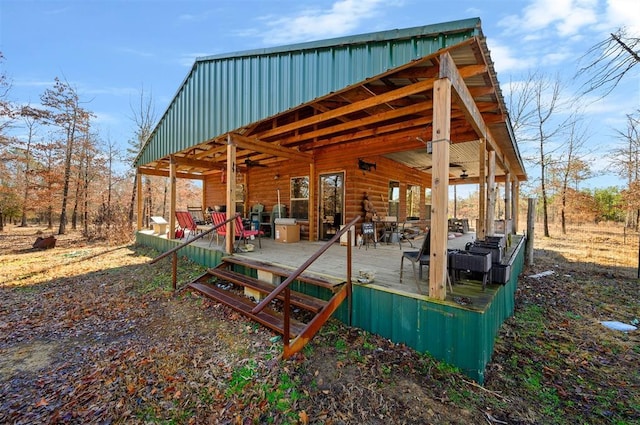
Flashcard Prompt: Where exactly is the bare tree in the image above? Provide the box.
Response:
[40,78,94,235]
[508,72,572,237]
[127,86,156,227]
[609,111,640,228]
[17,106,47,226]
[548,119,592,234]
[576,27,640,97]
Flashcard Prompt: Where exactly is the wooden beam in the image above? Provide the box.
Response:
[169,156,177,239]
[429,78,451,301]
[230,133,313,162]
[277,101,433,147]
[138,167,205,180]
[225,135,236,254]
[257,78,436,140]
[172,156,222,170]
[438,52,508,169]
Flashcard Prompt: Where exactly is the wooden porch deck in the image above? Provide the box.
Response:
[142,229,523,313]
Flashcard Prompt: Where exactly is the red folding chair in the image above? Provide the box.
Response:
[175,211,198,239]
[211,212,263,249]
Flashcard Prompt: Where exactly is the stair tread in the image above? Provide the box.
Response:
[188,281,306,338]
[208,268,328,313]
[221,256,345,291]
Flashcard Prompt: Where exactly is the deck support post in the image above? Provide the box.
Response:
[169,156,177,239]
[477,138,487,240]
[504,172,512,226]
[486,150,496,236]
[226,135,237,254]
[512,179,520,234]
[429,78,451,300]
[526,198,536,265]
[309,162,316,241]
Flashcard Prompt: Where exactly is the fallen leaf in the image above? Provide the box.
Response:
[299,410,309,424]
[35,398,48,407]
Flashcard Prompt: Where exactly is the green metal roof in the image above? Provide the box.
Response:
[135,18,483,167]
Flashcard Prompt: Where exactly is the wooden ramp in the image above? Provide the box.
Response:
[187,256,349,358]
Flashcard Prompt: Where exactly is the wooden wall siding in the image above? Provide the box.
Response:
[203,151,433,240]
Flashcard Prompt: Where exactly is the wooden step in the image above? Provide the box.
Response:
[188,280,306,338]
[208,268,328,314]
[221,256,345,292]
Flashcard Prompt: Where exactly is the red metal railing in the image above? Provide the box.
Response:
[252,215,360,351]
[149,214,237,289]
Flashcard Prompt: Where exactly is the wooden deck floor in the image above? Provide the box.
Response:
[143,229,523,312]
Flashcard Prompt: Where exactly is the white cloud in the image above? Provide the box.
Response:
[603,0,640,33]
[487,42,537,74]
[254,0,389,45]
[498,0,598,37]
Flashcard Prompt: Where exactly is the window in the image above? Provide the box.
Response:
[388,181,400,217]
[424,188,432,220]
[406,185,421,218]
[290,176,309,220]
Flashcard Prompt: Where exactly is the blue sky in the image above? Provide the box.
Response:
[1,0,639,192]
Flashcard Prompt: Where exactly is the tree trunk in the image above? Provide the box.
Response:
[128,175,137,225]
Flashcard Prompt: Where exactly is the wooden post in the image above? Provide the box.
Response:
[429,78,451,300]
[172,251,177,290]
[486,150,496,236]
[477,138,486,240]
[512,179,519,234]
[226,135,237,254]
[136,171,143,231]
[169,156,177,239]
[526,198,536,266]
[309,162,316,241]
[504,172,512,223]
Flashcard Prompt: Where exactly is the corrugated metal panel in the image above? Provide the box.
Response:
[136,19,480,167]
[351,239,526,383]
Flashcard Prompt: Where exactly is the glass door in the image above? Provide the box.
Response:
[319,172,344,240]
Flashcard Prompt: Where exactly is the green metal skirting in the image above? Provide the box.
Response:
[136,232,224,268]
[136,231,526,383]
[351,237,525,384]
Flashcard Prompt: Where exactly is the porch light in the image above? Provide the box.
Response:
[460,170,469,179]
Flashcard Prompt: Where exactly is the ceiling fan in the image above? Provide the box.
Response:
[422,162,464,171]
[244,158,267,168]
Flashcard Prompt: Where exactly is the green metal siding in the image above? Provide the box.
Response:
[136,18,481,166]
[136,232,224,268]
[351,238,525,383]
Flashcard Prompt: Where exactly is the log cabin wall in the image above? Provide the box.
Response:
[203,152,432,241]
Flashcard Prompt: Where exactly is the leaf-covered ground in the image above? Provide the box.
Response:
[1,224,638,424]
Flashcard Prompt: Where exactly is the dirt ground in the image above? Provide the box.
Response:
[1,223,638,424]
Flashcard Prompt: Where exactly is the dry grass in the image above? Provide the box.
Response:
[533,221,639,275]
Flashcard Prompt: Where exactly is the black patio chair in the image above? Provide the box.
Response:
[399,230,430,294]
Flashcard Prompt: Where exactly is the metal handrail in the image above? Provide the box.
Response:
[149,214,237,264]
[149,214,237,289]
[251,215,360,315]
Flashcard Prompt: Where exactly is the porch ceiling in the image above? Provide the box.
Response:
[138,37,526,184]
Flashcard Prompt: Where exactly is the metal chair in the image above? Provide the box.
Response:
[399,230,430,294]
